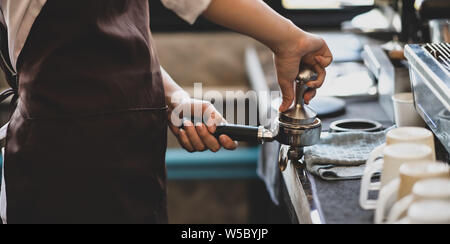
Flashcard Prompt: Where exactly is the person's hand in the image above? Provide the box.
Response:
[274,31,333,112]
[168,98,238,153]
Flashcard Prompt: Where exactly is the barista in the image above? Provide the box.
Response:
[0,0,332,224]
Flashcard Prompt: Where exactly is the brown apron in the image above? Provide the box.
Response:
[3,0,168,224]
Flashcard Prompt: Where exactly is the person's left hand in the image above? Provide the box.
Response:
[168,98,238,153]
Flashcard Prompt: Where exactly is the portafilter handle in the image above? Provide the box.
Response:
[213,124,275,144]
[179,118,274,143]
[181,69,318,144]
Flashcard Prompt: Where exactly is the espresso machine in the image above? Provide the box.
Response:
[404,0,450,161]
[405,43,450,161]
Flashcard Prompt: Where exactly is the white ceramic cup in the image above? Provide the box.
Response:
[360,143,433,210]
[367,127,436,165]
[360,127,436,210]
[406,200,450,224]
[397,162,450,199]
[387,178,450,223]
[374,178,400,224]
[392,93,425,127]
[375,162,450,224]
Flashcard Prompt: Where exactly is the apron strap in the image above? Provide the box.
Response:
[0,9,18,90]
[0,9,17,141]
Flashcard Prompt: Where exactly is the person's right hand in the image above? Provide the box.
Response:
[168,98,238,153]
[274,31,333,112]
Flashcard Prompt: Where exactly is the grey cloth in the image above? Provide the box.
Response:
[305,131,387,181]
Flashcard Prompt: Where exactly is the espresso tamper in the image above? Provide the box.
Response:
[211,68,322,171]
[276,69,322,170]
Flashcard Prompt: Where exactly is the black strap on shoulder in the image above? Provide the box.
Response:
[0,9,18,112]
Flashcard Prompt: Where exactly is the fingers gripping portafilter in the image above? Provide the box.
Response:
[214,69,322,171]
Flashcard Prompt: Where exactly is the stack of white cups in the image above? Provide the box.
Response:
[359,126,450,224]
[359,92,450,224]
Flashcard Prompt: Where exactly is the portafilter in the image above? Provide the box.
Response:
[212,68,322,171]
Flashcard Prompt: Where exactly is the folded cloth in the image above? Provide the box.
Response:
[305,130,388,181]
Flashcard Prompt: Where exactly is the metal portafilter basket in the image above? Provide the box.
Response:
[212,68,322,171]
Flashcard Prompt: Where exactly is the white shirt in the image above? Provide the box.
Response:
[161,0,212,25]
[0,0,212,71]
[0,0,47,71]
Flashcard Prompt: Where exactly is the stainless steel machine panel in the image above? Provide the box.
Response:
[405,44,450,154]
